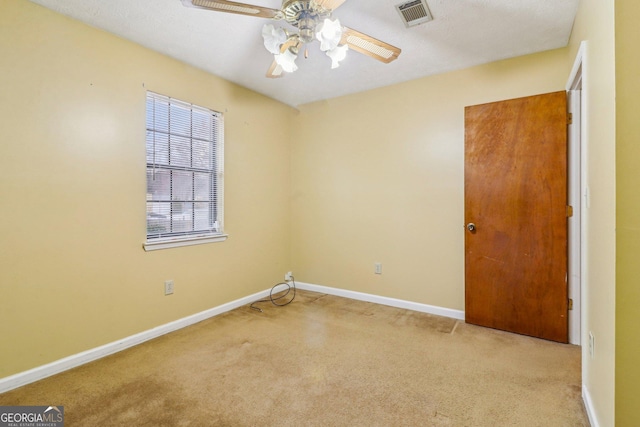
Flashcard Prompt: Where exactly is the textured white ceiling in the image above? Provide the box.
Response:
[28,0,579,107]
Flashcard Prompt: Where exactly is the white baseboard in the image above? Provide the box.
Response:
[1,283,464,394]
[295,281,465,320]
[582,384,600,427]
[0,288,271,394]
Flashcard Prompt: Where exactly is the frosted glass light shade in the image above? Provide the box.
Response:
[275,49,298,72]
[262,24,287,55]
[326,44,348,68]
[316,18,343,52]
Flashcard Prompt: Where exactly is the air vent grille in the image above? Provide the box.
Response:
[395,0,433,28]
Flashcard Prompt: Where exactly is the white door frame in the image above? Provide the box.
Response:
[566,41,587,346]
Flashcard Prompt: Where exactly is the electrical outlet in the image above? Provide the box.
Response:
[164,280,174,296]
[589,331,595,358]
[374,263,382,275]
[285,271,293,281]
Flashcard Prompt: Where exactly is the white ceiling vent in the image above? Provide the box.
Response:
[395,0,433,28]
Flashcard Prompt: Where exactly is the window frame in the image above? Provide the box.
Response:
[143,92,227,251]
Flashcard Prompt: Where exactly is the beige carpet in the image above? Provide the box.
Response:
[0,290,589,426]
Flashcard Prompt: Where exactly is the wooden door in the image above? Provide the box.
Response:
[464,91,568,343]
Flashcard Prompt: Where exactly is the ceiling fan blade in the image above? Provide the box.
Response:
[266,60,285,78]
[341,27,401,64]
[314,0,349,12]
[182,0,280,19]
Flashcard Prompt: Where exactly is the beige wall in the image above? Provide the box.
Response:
[568,0,617,425]
[291,49,573,310]
[615,0,640,424]
[0,0,295,377]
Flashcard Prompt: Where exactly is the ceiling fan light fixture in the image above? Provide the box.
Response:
[182,0,401,77]
[326,44,348,68]
[275,48,298,73]
[316,18,343,51]
[262,24,287,55]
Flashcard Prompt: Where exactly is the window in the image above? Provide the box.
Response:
[143,92,226,251]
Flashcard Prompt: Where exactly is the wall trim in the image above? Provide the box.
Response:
[582,384,600,427]
[295,281,465,320]
[0,288,271,394]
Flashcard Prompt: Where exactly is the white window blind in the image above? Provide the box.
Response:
[145,92,224,247]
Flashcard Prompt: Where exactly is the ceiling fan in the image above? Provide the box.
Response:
[181,0,402,78]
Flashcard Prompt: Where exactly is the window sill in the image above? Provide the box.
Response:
[143,234,228,251]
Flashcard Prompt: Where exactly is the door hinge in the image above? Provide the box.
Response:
[567,205,574,217]
[568,298,573,310]
[567,112,573,125]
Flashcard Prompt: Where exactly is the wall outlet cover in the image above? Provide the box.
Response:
[374,263,382,274]
[164,280,174,295]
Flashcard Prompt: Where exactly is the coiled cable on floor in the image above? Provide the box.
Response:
[250,277,296,313]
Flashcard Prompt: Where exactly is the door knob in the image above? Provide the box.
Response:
[467,223,476,232]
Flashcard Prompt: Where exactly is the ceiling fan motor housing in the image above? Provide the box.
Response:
[282,0,330,42]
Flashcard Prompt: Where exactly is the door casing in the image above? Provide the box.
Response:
[566,41,586,346]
